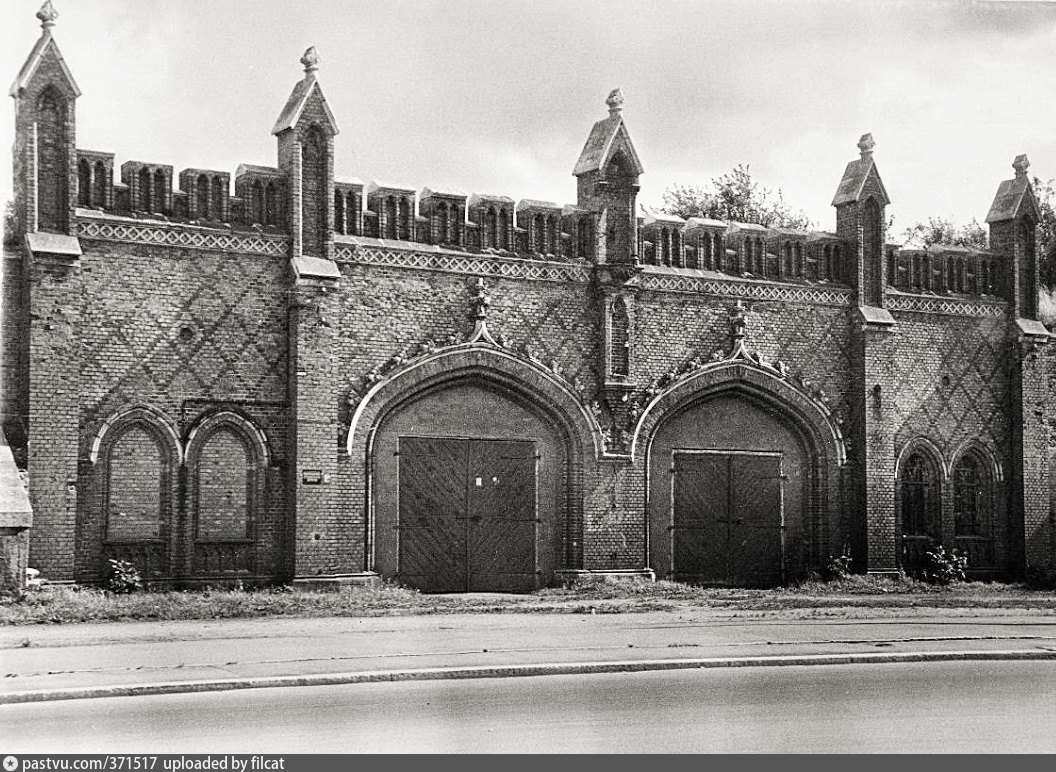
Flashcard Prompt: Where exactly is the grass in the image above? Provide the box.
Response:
[1,574,1055,625]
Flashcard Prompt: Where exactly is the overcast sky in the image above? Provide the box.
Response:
[3,0,1055,236]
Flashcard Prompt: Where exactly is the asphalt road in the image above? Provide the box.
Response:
[3,659,1055,753]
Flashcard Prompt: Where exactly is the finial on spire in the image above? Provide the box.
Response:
[606,88,624,116]
[1013,154,1030,179]
[858,133,875,159]
[300,46,320,76]
[37,1,58,31]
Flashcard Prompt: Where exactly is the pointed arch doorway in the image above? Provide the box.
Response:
[358,353,592,593]
[639,362,843,588]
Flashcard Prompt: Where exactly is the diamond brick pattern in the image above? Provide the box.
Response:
[79,249,287,420]
[638,272,853,306]
[337,243,591,284]
[885,318,1010,452]
[79,217,289,256]
[887,293,1008,318]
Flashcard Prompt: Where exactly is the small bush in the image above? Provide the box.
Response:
[823,552,854,580]
[105,559,143,594]
[920,545,967,586]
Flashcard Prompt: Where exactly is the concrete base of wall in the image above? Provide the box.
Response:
[292,572,382,591]
[553,569,656,585]
[0,528,29,595]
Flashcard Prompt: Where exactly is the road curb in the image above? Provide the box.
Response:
[3,648,1056,705]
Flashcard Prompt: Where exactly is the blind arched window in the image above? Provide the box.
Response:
[610,297,630,377]
[953,454,988,537]
[901,451,940,540]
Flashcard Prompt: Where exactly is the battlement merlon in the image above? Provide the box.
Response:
[6,6,1040,298]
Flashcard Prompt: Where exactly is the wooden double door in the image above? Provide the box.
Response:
[397,436,538,592]
[672,450,785,587]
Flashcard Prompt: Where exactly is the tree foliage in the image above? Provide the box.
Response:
[899,176,1055,289]
[1033,176,1056,288]
[661,165,812,229]
[899,217,989,250]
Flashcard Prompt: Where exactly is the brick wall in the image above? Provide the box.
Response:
[36,235,290,582]
[8,20,1053,586]
[106,425,164,540]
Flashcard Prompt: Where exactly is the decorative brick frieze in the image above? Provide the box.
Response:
[637,268,854,305]
[887,291,1008,318]
[77,215,289,256]
[334,240,592,283]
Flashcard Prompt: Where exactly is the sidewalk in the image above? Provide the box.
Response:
[3,606,1056,703]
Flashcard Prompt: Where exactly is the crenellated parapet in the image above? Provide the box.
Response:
[75,150,113,210]
[367,181,416,241]
[418,187,465,248]
[9,7,1038,308]
[234,164,286,231]
[334,178,364,237]
[641,217,849,284]
[178,168,230,223]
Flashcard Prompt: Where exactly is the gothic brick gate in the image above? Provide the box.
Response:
[647,382,833,586]
[397,436,537,592]
[362,366,582,593]
[672,450,784,587]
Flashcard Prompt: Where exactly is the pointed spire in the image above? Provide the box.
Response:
[606,88,624,116]
[858,133,875,160]
[1013,154,1030,180]
[37,1,58,33]
[832,132,889,206]
[300,46,320,78]
[272,45,338,134]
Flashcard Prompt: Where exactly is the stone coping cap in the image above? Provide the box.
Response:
[368,180,417,194]
[179,168,230,180]
[467,193,516,206]
[291,255,340,280]
[77,149,115,160]
[858,305,896,327]
[236,163,283,178]
[120,160,174,173]
[335,177,365,187]
[768,227,809,239]
[683,217,727,230]
[897,246,995,257]
[727,221,769,232]
[1016,318,1051,339]
[0,429,32,528]
[420,186,467,199]
[562,205,590,216]
[26,232,81,256]
[516,198,563,212]
[643,212,686,226]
